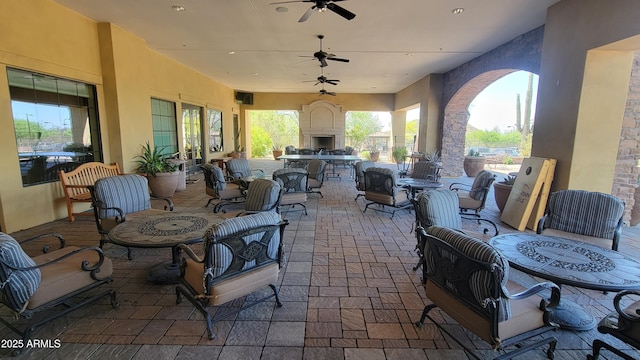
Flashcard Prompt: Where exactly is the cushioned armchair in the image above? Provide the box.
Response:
[0,232,117,356]
[354,161,375,201]
[201,163,246,213]
[363,167,411,218]
[223,178,283,218]
[449,170,495,216]
[411,189,498,271]
[537,189,625,251]
[175,211,288,339]
[225,158,265,180]
[415,226,561,360]
[411,161,441,182]
[88,174,173,259]
[307,159,327,198]
[589,290,640,360]
[273,168,308,215]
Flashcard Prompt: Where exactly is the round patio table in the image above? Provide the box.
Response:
[397,178,443,198]
[490,233,640,330]
[109,212,224,284]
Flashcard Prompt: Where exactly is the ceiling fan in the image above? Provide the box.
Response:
[319,88,336,96]
[303,35,349,67]
[270,0,356,23]
[304,74,340,86]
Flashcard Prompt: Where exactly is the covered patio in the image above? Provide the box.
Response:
[3,159,640,359]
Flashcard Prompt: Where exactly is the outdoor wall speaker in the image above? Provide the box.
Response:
[235,91,253,105]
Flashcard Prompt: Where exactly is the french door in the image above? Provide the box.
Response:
[182,104,203,176]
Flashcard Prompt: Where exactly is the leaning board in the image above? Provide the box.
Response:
[500,157,555,231]
[525,158,557,230]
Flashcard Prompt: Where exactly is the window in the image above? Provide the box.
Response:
[208,109,223,153]
[8,68,102,186]
[151,98,178,157]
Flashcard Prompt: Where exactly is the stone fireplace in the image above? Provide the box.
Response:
[299,100,345,150]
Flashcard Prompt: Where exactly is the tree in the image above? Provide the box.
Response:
[345,112,382,150]
[515,72,534,143]
[249,110,299,156]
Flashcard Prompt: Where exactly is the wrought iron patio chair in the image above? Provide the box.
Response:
[175,211,288,339]
[201,163,246,213]
[362,167,411,219]
[414,225,561,360]
[537,189,625,251]
[449,170,495,216]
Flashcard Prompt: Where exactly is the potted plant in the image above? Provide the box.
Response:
[392,146,408,164]
[463,149,486,177]
[368,144,380,162]
[272,144,283,160]
[424,149,442,165]
[493,174,517,212]
[134,142,179,198]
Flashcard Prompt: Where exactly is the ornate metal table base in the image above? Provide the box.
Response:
[550,298,597,331]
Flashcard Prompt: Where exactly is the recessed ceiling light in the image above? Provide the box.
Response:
[252,73,260,76]
[451,8,464,14]
[172,5,186,12]
[228,51,236,55]
[275,7,288,13]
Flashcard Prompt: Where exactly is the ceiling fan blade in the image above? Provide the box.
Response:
[298,6,316,22]
[327,57,349,63]
[327,91,336,96]
[327,3,356,20]
[326,80,339,85]
[269,1,306,4]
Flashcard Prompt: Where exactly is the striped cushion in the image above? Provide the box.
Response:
[415,190,462,229]
[412,161,438,180]
[204,212,282,279]
[209,164,227,190]
[0,233,41,312]
[245,179,281,212]
[94,174,151,218]
[426,226,511,321]
[355,161,374,190]
[226,159,252,179]
[307,160,326,181]
[546,190,624,239]
[469,171,495,201]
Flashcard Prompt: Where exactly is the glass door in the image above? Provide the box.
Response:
[182,104,203,176]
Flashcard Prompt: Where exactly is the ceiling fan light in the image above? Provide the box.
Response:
[451,8,464,14]
[171,5,186,12]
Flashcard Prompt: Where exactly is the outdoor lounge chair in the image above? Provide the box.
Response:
[589,290,640,360]
[411,189,498,271]
[537,189,625,251]
[175,211,288,339]
[225,158,265,180]
[354,161,374,201]
[0,232,117,356]
[449,170,496,216]
[363,167,411,219]
[414,225,561,360]
[88,174,173,259]
[307,159,327,198]
[201,163,246,213]
[273,168,308,215]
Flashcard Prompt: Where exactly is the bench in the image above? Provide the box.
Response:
[59,162,122,222]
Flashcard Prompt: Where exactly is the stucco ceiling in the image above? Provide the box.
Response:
[53,0,559,95]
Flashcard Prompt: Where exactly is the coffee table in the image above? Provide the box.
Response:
[109,212,224,284]
[397,178,443,198]
[490,233,640,330]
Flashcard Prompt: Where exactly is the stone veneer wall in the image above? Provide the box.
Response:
[439,26,545,177]
[614,51,640,224]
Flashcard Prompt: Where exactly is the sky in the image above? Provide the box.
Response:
[468,71,538,132]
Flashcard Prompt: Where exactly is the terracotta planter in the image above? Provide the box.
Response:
[369,152,380,162]
[229,152,241,159]
[463,156,486,177]
[493,182,513,213]
[147,171,179,198]
[272,150,283,160]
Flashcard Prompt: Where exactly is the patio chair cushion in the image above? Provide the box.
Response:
[245,179,281,212]
[28,246,113,309]
[94,174,151,218]
[469,170,495,201]
[414,190,462,229]
[426,226,511,321]
[0,233,41,312]
[545,190,624,239]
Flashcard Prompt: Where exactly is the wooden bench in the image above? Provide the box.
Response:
[59,162,122,222]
